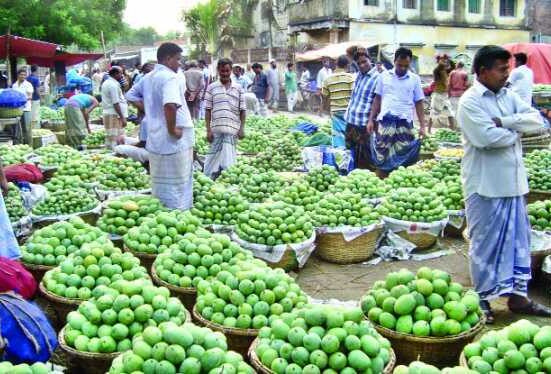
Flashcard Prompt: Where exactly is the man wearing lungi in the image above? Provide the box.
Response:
[367,47,426,178]
[458,45,550,323]
[101,66,128,149]
[142,43,194,210]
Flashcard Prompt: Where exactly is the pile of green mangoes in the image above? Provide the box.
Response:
[313,192,380,228]
[32,188,98,216]
[377,188,448,223]
[5,182,26,222]
[305,165,340,192]
[97,195,163,236]
[192,186,249,226]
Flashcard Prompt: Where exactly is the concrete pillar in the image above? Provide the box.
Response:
[454,0,466,23]
[483,0,495,23]
[419,0,436,21]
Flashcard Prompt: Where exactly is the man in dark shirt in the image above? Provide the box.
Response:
[27,65,41,128]
[251,63,270,117]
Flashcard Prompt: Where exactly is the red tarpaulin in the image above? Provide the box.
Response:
[503,43,551,84]
[27,53,103,68]
[0,35,59,58]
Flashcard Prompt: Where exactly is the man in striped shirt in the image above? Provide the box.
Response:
[321,55,355,148]
[203,58,247,179]
[344,52,379,169]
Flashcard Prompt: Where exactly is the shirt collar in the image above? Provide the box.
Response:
[389,68,410,79]
[473,79,508,98]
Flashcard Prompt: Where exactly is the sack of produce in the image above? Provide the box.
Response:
[460,319,551,373]
[250,304,396,374]
[361,267,485,366]
[232,201,316,270]
[378,187,449,249]
[0,89,26,118]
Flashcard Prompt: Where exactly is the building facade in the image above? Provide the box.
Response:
[288,0,530,73]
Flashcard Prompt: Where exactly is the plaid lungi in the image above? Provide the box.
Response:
[103,114,124,149]
[149,147,194,210]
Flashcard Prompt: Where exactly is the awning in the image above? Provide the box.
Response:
[503,43,551,84]
[0,35,59,58]
[27,52,103,68]
[296,40,381,62]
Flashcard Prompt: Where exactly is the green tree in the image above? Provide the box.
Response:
[0,0,126,50]
[118,25,161,46]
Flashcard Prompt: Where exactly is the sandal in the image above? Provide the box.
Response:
[480,300,495,324]
[508,299,551,317]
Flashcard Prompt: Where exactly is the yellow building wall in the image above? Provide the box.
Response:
[350,22,530,74]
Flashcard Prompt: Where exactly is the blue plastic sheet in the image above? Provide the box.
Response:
[0,89,27,108]
[291,122,318,135]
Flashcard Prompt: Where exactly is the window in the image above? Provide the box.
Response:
[437,0,450,11]
[364,0,379,5]
[403,0,416,8]
[500,0,515,16]
[468,0,481,13]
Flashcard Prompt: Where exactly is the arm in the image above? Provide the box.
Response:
[162,77,183,139]
[126,79,145,111]
[239,110,246,139]
[415,100,426,137]
[107,83,127,127]
[458,99,518,149]
[83,100,99,132]
[164,103,182,139]
[0,158,7,196]
[113,103,127,127]
[499,94,544,133]
[367,94,381,134]
[205,109,213,142]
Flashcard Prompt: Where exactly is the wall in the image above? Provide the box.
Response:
[350,22,530,74]
[288,0,349,24]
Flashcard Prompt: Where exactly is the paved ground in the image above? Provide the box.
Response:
[292,236,551,330]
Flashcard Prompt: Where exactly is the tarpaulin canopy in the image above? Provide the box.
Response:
[27,53,103,68]
[296,39,381,62]
[503,43,551,84]
[0,35,59,58]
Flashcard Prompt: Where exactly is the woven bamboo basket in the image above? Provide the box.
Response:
[270,248,298,272]
[419,151,435,160]
[58,326,120,374]
[374,315,485,367]
[315,226,383,264]
[123,245,157,275]
[444,220,467,238]
[397,231,437,250]
[248,338,396,374]
[151,266,197,312]
[39,282,81,328]
[22,262,53,283]
[459,351,469,368]
[32,208,100,229]
[192,306,258,357]
[527,190,551,203]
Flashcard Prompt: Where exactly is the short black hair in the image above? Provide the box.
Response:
[514,52,527,65]
[252,63,263,70]
[217,58,232,70]
[337,55,349,68]
[109,66,122,76]
[157,43,183,62]
[17,68,26,75]
[287,62,294,69]
[198,59,206,65]
[30,65,38,72]
[394,47,413,61]
[473,45,511,75]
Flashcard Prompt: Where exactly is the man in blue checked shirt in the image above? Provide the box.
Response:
[344,52,380,169]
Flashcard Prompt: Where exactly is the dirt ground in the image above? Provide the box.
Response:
[292,236,551,330]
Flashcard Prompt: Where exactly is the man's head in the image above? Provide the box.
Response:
[287,62,294,71]
[456,61,464,69]
[322,58,331,68]
[142,62,155,74]
[394,47,413,77]
[157,43,183,73]
[252,63,263,74]
[30,65,38,74]
[514,52,527,68]
[198,59,206,69]
[17,68,27,82]
[473,45,512,93]
[232,65,241,77]
[270,60,277,69]
[218,58,233,83]
[357,53,371,74]
[436,54,447,67]
[135,63,142,71]
[376,61,383,72]
[337,55,349,70]
[188,60,198,69]
[108,66,123,81]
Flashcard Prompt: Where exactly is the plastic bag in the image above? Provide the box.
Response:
[231,231,316,268]
[374,229,417,261]
[0,89,26,108]
[530,230,551,253]
[291,122,318,135]
[302,146,353,174]
[11,216,32,238]
[382,216,448,236]
[20,183,47,210]
[0,258,36,299]
[447,210,465,229]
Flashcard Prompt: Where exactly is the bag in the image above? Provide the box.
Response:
[0,257,36,299]
[0,292,58,363]
[4,164,43,184]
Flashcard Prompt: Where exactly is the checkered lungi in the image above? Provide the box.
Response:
[103,114,124,149]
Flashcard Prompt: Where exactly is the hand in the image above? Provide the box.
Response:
[492,118,502,127]
[367,120,375,135]
[206,130,214,143]
[418,126,426,138]
[0,181,7,197]
[120,117,127,128]
[238,128,245,139]
[172,127,183,139]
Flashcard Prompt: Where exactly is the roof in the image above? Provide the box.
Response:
[27,52,104,68]
[503,43,551,84]
[0,35,59,58]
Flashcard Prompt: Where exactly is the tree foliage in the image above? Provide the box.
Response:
[0,0,126,50]
[117,25,161,46]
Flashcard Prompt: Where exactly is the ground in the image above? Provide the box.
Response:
[292,236,551,330]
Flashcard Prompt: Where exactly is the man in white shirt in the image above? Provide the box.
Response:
[12,68,34,145]
[141,43,194,210]
[316,59,332,90]
[458,45,550,323]
[507,52,534,105]
[101,66,128,149]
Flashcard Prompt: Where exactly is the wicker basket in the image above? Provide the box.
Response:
[39,282,81,329]
[22,262,53,283]
[192,306,258,357]
[527,190,551,203]
[248,338,396,374]
[32,207,100,229]
[58,326,120,374]
[374,316,485,367]
[123,245,157,275]
[444,220,467,238]
[459,351,469,368]
[315,226,383,264]
[151,266,197,312]
[397,231,437,250]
